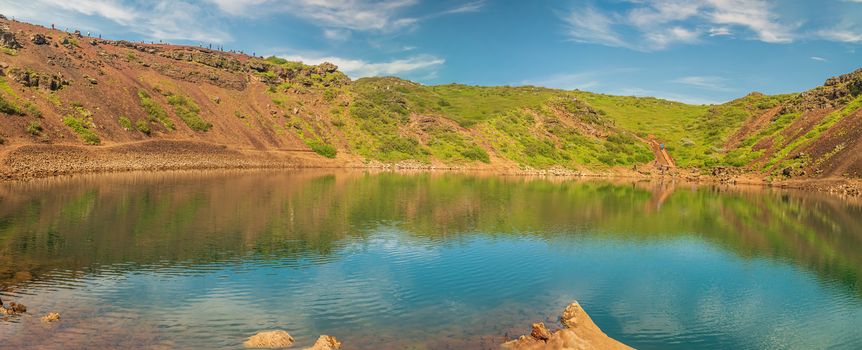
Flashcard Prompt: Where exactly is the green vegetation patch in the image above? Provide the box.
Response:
[63,115,100,145]
[0,78,25,115]
[307,140,337,158]
[26,121,42,135]
[138,90,175,130]
[118,116,133,130]
[135,119,151,135]
[0,94,23,115]
[166,94,212,132]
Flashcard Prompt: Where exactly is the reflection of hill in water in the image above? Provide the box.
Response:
[1,170,860,294]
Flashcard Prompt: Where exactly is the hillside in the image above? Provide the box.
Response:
[0,17,859,184]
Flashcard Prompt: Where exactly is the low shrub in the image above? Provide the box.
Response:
[308,140,337,158]
[138,90,174,130]
[135,119,151,135]
[63,115,100,145]
[26,121,42,135]
[167,94,212,131]
[0,95,23,115]
[118,116,133,130]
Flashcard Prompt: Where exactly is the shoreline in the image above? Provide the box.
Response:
[1,140,860,197]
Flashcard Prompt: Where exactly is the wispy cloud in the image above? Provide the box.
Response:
[207,0,484,38]
[0,0,485,43]
[521,68,639,91]
[811,56,827,61]
[614,87,722,105]
[0,0,232,43]
[670,76,733,91]
[277,52,445,80]
[816,29,862,43]
[562,0,796,51]
[440,0,485,15]
[563,6,630,49]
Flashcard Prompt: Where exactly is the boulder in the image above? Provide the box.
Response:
[61,36,74,49]
[0,301,27,315]
[0,25,21,49]
[8,67,70,90]
[30,33,48,45]
[502,301,632,350]
[530,323,552,341]
[303,335,341,350]
[316,62,338,74]
[243,330,295,349]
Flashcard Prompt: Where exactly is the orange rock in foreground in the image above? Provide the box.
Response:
[502,301,632,350]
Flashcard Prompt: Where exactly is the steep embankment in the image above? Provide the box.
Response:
[0,17,859,186]
[722,69,862,180]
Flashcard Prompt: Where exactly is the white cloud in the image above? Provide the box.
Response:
[523,72,601,90]
[563,6,630,49]
[323,28,351,42]
[810,56,827,61]
[614,87,722,105]
[562,0,795,51]
[0,0,232,43]
[708,27,733,36]
[627,0,701,28]
[670,76,732,91]
[521,68,639,91]
[816,29,862,43]
[705,0,793,43]
[440,0,485,15]
[277,53,445,80]
[206,0,483,39]
[0,0,485,44]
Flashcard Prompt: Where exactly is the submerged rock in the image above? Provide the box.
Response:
[502,301,632,350]
[243,330,295,349]
[303,335,341,350]
[41,312,61,322]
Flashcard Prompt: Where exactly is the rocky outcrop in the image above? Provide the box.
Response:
[502,301,632,350]
[243,330,295,348]
[0,25,21,49]
[30,33,47,45]
[111,40,160,54]
[784,68,862,112]
[303,335,342,350]
[152,63,247,91]
[160,49,245,72]
[7,67,70,90]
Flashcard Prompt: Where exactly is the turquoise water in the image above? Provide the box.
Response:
[0,170,860,349]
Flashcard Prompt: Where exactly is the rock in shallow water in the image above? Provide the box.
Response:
[303,335,341,350]
[243,330,295,349]
[41,312,60,322]
[502,301,632,350]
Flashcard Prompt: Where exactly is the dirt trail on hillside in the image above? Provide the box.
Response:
[636,135,675,169]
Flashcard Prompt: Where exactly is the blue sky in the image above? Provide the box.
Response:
[1,0,860,104]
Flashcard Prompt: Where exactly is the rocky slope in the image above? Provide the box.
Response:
[0,17,859,185]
